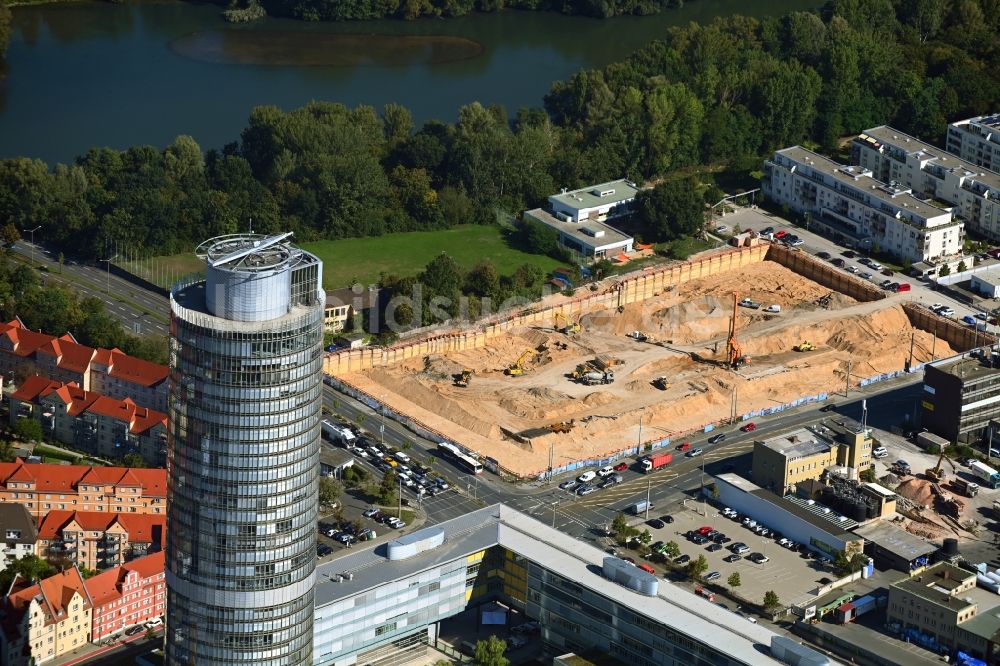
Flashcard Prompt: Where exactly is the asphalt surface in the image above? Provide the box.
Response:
[12,241,170,337]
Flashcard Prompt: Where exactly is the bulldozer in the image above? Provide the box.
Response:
[651,376,670,390]
[548,421,575,434]
[555,312,581,335]
[506,349,537,376]
[454,368,473,387]
[793,341,816,352]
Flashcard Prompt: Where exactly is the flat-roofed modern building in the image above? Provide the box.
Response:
[313,504,825,666]
[167,233,325,666]
[763,146,962,263]
[853,126,1000,243]
[887,562,979,652]
[947,114,1000,174]
[548,179,640,224]
[751,418,874,494]
[921,351,1000,443]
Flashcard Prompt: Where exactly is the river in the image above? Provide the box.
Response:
[1,0,817,164]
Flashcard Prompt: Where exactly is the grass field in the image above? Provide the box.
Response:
[130,226,564,289]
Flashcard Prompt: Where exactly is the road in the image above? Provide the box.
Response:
[324,373,926,537]
[12,241,170,337]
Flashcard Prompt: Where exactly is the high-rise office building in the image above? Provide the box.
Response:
[166,233,324,665]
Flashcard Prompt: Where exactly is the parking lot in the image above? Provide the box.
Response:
[628,501,839,608]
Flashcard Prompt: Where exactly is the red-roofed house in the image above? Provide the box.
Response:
[0,461,166,520]
[90,348,167,412]
[0,320,167,412]
[0,567,92,665]
[35,511,165,571]
[86,551,164,641]
[8,377,167,466]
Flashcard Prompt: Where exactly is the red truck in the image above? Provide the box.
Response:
[642,452,673,473]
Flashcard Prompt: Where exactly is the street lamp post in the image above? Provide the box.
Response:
[22,225,40,265]
[99,255,117,296]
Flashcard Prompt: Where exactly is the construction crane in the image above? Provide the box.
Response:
[506,349,537,376]
[555,312,581,335]
[726,291,749,369]
[925,450,957,483]
[794,341,815,352]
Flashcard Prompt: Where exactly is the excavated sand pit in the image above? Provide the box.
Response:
[345,261,953,476]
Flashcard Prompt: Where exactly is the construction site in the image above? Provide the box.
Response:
[334,245,974,477]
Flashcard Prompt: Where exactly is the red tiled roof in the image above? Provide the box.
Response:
[36,511,165,543]
[8,375,61,402]
[84,552,164,610]
[7,568,91,628]
[35,338,95,374]
[102,350,168,388]
[0,461,166,497]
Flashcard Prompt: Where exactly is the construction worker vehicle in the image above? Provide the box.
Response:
[727,292,749,369]
[951,477,980,497]
[506,350,537,376]
[454,369,473,387]
[925,449,957,484]
[555,312,581,335]
[651,376,669,390]
[579,370,614,385]
[627,331,649,342]
[738,298,760,309]
[793,341,815,352]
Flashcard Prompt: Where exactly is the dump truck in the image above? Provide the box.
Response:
[641,452,673,473]
[952,477,980,497]
[593,356,623,371]
[579,370,614,385]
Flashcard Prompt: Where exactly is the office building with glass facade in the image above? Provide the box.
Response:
[313,504,820,666]
[166,233,325,665]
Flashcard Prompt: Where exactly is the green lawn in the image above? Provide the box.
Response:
[301,225,563,288]
[129,225,563,290]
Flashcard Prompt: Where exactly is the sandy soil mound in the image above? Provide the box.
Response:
[895,478,937,507]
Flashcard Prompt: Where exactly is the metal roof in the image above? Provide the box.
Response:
[548,179,640,211]
[852,521,936,561]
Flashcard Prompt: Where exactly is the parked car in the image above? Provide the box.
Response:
[820,403,836,412]
[363,507,379,518]
[708,433,726,444]
[715,224,728,234]
[815,251,830,260]
[831,258,846,267]
[317,544,334,556]
[963,315,978,326]
[939,307,955,317]
[707,543,723,552]
[125,625,145,637]
[659,515,674,524]
[774,230,788,239]
[846,265,859,274]
[731,543,751,554]
[842,250,856,258]
[697,526,714,536]
[647,518,666,529]
[613,462,629,472]
[740,422,757,433]
[879,279,894,289]
[724,553,742,563]
[705,571,721,581]
[860,271,873,280]
[761,226,775,235]
[675,554,691,564]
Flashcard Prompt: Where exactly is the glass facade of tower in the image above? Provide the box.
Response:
[166,235,324,666]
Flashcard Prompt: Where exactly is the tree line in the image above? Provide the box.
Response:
[0,0,998,261]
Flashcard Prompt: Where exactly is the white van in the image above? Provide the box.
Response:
[763,304,781,313]
[394,451,411,464]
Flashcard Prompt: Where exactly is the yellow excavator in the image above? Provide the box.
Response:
[925,450,956,483]
[455,369,473,387]
[794,341,815,352]
[506,350,537,376]
[555,312,581,335]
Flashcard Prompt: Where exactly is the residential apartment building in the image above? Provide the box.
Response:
[35,511,165,571]
[948,114,1000,173]
[763,146,963,263]
[921,350,1000,444]
[0,568,93,665]
[323,286,387,334]
[313,504,817,666]
[887,563,979,652]
[87,551,165,641]
[0,504,37,570]
[9,376,167,466]
[0,461,167,520]
[0,319,167,412]
[751,417,874,493]
[853,126,1000,243]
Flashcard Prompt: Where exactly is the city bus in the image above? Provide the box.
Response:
[437,442,484,475]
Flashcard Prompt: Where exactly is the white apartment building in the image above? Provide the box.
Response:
[947,114,1000,173]
[853,126,1000,242]
[763,146,962,263]
[548,179,640,223]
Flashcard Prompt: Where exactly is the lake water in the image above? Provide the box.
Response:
[1,0,817,163]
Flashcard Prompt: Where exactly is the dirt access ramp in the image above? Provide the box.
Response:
[344,257,955,477]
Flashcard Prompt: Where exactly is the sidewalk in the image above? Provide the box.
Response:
[54,628,159,666]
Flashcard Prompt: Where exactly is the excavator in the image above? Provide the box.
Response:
[506,349,537,376]
[794,341,816,352]
[555,312,581,335]
[454,368,473,387]
[727,291,750,370]
[925,449,957,483]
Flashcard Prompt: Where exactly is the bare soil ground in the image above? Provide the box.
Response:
[345,261,954,475]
